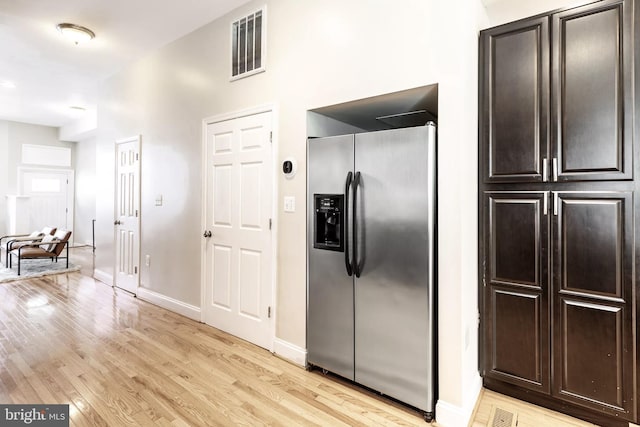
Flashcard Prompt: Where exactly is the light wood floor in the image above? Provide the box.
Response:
[0,247,615,426]
[0,247,429,426]
[469,388,605,427]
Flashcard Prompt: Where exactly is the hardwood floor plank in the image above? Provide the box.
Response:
[62,367,140,427]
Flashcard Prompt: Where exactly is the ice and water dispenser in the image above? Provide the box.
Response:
[313,194,344,252]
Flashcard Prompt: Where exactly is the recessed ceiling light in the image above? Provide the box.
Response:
[69,106,87,111]
[56,23,95,45]
[1,81,16,89]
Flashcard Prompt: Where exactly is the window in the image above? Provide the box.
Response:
[231,7,266,80]
[31,177,61,193]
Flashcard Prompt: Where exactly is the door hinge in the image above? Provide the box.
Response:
[136,153,139,161]
[134,266,138,274]
[135,210,139,217]
[270,131,273,143]
[268,306,272,318]
[269,218,272,230]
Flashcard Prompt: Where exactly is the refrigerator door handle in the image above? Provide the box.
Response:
[353,171,362,278]
[344,171,353,276]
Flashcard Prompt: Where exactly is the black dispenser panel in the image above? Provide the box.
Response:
[314,194,344,251]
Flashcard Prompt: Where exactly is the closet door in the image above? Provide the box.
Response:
[552,192,634,420]
[480,17,549,183]
[551,0,632,181]
[482,192,550,393]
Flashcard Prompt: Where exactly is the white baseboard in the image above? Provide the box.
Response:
[93,269,113,286]
[273,337,307,367]
[136,287,201,321]
[435,376,482,427]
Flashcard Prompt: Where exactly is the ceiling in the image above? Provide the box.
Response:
[0,0,251,128]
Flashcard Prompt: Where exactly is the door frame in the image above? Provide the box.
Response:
[200,103,278,351]
[17,166,75,239]
[113,135,141,294]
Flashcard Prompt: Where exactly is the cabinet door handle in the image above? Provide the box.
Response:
[553,192,559,216]
[543,192,548,215]
[552,158,558,181]
[542,158,548,182]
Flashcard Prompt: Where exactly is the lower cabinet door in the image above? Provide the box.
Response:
[482,191,550,393]
[552,191,634,420]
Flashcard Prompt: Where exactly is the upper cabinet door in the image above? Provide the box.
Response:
[480,17,549,183]
[552,0,632,181]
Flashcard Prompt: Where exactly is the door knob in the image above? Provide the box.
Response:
[114,220,121,225]
[203,230,212,238]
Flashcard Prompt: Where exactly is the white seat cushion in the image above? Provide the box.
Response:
[40,234,58,252]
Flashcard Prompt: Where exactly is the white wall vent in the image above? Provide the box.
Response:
[231,7,266,80]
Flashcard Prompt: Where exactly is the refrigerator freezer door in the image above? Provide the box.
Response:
[353,125,435,411]
[307,134,355,380]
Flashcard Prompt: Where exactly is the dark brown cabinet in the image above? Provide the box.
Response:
[480,18,548,183]
[552,2,632,181]
[552,192,634,416]
[479,0,637,425]
[480,0,632,184]
[483,192,549,393]
[482,191,634,422]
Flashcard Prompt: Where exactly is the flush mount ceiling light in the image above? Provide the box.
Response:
[56,23,95,45]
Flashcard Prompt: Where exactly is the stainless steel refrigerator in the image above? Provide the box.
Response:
[307,123,436,421]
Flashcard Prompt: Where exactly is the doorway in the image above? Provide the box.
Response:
[19,167,75,237]
[202,108,275,351]
[114,136,141,294]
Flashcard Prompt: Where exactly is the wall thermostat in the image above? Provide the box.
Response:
[283,157,297,179]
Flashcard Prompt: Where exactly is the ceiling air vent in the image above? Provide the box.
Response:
[231,7,266,80]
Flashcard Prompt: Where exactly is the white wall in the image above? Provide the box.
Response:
[483,0,587,27]
[74,137,97,246]
[59,109,97,142]
[93,1,486,424]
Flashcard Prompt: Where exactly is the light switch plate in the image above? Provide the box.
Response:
[284,196,295,212]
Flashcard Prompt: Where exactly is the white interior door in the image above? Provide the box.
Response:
[203,111,274,350]
[114,136,140,294]
[20,168,74,236]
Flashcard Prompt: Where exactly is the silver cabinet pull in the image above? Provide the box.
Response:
[552,158,558,181]
[542,158,548,182]
[553,192,559,216]
[543,192,548,215]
